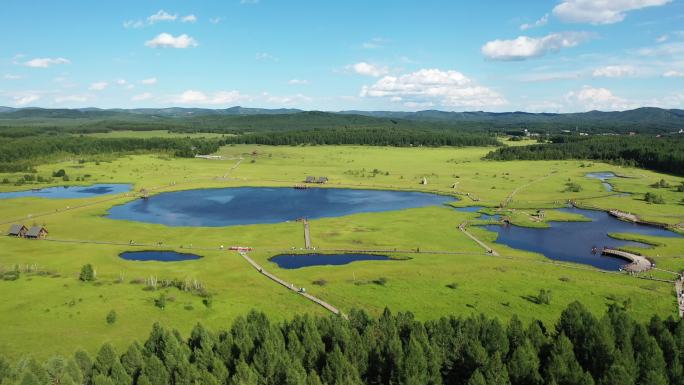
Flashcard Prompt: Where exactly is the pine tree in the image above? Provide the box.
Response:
[92,343,117,376]
[110,361,132,385]
[508,341,542,385]
[120,342,144,379]
[229,360,258,385]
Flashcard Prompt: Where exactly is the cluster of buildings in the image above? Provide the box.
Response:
[6,224,48,239]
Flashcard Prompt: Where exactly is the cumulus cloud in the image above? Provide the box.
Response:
[172,90,248,105]
[54,95,89,103]
[209,17,222,24]
[663,70,684,77]
[481,32,590,61]
[123,20,144,29]
[520,14,549,30]
[148,10,177,23]
[13,94,40,106]
[288,79,309,85]
[262,92,312,106]
[360,68,506,109]
[89,82,108,91]
[553,0,672,25]
[132,92,153,101]
[565,86,635,111]
[348,62,390,77]
[181,14,197,23]
[141,77,158,85]
[3,74,22,80]
[145,33,198,48]
[23,57,70,68]
[592,65,637,78]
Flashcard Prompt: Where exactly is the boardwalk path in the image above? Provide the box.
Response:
[303,219,312,249]
[676,277,684,318]
[237,251,345,318]
[602,248,652,272]
[459,221,499,256]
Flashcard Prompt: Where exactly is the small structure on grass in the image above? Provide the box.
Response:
[316,176,328,184]
[304,176,316,183]
[26,226,48,239]
[7,224,28,237]
[421,177,428,185]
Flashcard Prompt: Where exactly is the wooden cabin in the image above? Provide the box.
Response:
[7,224,28,237]
[316,176,328,184]
[26,226,48,239]
[304,176,316,183]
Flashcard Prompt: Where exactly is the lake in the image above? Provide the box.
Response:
[484,207,681,270]
[119,250,202,262]
[0,184,131,199]
[270,253,393,269]
[107,187,455,227]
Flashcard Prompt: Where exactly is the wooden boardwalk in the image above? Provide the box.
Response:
[602,248,652,272]
[459,221,499,256]
[303,219,312,249]
[237,251,345,318]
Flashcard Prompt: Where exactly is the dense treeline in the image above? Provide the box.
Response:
[485,136,684,176]
[1,302,682,385]
[0,136,218,172]
[221,127,500,147]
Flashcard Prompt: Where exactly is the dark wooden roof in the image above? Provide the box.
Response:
[26,226,48,237]
[7,224,27,235]
[305,176,315,183]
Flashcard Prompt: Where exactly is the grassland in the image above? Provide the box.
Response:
[1,144,683,360]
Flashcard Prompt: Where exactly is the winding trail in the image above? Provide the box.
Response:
[501,173,553,208]
[303,219,312,249]
[459,221,499,256]
[237,250,345,318]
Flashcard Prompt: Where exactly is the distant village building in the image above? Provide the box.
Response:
[26,226,48,239]
[7,224,28,237]
[421,177,428,185]
[304,176,316,183]
[316,177,328,184]
[304,176,329,184]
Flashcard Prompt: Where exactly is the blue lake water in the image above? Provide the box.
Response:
[270,253,392,269]
[484,207,681,270]
[585,172,617,192]
[107,187,455,227]
[0,184,131,199]
[119,250,202,262]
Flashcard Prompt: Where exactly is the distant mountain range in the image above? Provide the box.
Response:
[0,106,683,133]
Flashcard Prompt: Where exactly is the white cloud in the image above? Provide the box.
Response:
[116,79,127,85]
[656,34,669,43]
[288,79,309,85]
[209,17,222,24]
[148,10,177,24]
[123,19,144,29]
[592,65,637,77]
[89,82,108,91]
[481,32,590,61]
[132,92,153,101]
[663,70,684,77]
[565,86,635,111]
[262,92,312,106]
[54,95,89,104]
[637,42,684,56]
[141,77,158,85]
[181,14,197,23]
[173,90,249,105]
[14,94,40,106]
[360,68,507,109]
[145,33,198,49]
[23,57,70,68]
[520,13,549,30]
[348,62,390,77]
[3,74,22,80]
[255,52,278,61]
[362,37,387,49]
[553,0,672,25]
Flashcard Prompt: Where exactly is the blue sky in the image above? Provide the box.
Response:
[1,0,683,112]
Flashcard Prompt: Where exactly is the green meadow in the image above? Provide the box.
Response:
[1,144,683,360]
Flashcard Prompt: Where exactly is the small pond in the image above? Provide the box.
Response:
[107,187,455,227]
[119,250,202,262]
[585,172,617,192]
[270,253,393,269]
[484,207,681,270]
[0,184,132,199]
